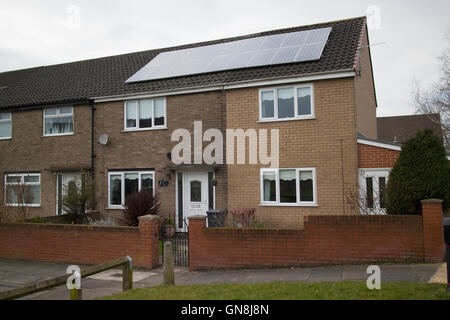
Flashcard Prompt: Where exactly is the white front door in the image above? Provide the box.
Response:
[179,171,209,231]
[359,169,390,215]
[56,173,82,215]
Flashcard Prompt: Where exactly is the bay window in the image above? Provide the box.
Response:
[260,168,316,206]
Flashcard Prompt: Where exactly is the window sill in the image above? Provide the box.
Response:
[0,137,12,140]
[258,116,315,123]
[259,203,318,207]
[122,127,168,133]
[106,206,124,210]
[42,133,74,138]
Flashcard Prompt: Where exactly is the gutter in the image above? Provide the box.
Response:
[0,99,91,112]
[93,69,355,103]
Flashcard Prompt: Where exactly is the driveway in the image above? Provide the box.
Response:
[0,259,446,300]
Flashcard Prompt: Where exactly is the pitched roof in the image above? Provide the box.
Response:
[377,114,443,143]
[0,16,365,110]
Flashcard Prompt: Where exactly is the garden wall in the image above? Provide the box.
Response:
[189,199,444,270]
[0,215,160,268]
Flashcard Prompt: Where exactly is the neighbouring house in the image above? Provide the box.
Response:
[1,16,429,230]
[377,113,443,144]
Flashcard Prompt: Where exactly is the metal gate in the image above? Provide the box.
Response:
[160,219,189,267]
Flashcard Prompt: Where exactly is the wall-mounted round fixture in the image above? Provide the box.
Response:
[98,134,109,145]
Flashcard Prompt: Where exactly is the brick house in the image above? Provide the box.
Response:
[0,16,422,230]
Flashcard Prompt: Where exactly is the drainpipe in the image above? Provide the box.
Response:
[89,100,96,210]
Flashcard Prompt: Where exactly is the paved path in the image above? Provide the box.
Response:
[0,259,446,300]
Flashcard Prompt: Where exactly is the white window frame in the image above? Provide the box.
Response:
[258,84,315,122]
[358,168,390,215]
[4,173,41,207]
[0,112,12,139]
[124,98,167,131]
[43,107,74,137]
[260,167,317,206]
[107,171,156,209]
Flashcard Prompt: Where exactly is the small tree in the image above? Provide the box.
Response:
[118,190,160,226]
[386,129,450,215]
[61,174,96,223]
[0,178,33,223]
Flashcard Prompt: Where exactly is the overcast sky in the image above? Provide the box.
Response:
[1,0,449,117]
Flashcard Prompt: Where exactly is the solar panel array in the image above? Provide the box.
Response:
[126,27,332,83]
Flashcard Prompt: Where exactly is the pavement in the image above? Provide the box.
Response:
[0,259,447,300]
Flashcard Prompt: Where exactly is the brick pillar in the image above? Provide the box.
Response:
[421,199,444,262]
[188,215,207,270]
[138,214,160,268]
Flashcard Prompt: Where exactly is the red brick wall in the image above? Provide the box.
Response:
[358,143,400,168]
[189,201,444,270]
[0,215,160,268]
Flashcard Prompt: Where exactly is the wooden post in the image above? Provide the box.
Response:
[122,256,133,291]
[70,288,82,300]
[163,241,175,285]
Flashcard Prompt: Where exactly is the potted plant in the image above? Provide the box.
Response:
[163,217,175,238]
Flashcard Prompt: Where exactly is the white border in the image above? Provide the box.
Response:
[357,138,401,151]
[93,71,355,103]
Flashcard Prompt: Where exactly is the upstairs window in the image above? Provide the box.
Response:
[44,107,74,136]
[125,98,166,131]
[0,112,12,139]
[259,84,314,121]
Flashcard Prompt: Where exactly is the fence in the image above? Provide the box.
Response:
[188,199,445,270]
[0,256,132,300]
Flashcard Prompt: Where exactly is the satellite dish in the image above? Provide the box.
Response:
[98,134,109,145]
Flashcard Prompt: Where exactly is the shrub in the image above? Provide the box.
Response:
[386,130,450,215]
[119,190,160,226]
[230,208,256,227]
[62,173,96,223]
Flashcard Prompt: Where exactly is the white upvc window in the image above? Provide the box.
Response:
[108,171,155,209]
[43,107,74,136]
[124,98,166,131]
[260,168,317,206]
[0,112,12,139]
[358,168,390,215]
[4,173,41,207]
[259,84,314,122]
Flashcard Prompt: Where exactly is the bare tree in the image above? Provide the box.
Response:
[414,31,450,149]
[0,180,32,223]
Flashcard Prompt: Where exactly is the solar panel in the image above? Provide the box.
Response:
[126,27,332,83]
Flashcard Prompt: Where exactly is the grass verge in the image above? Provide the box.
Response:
[101,281,449,300]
